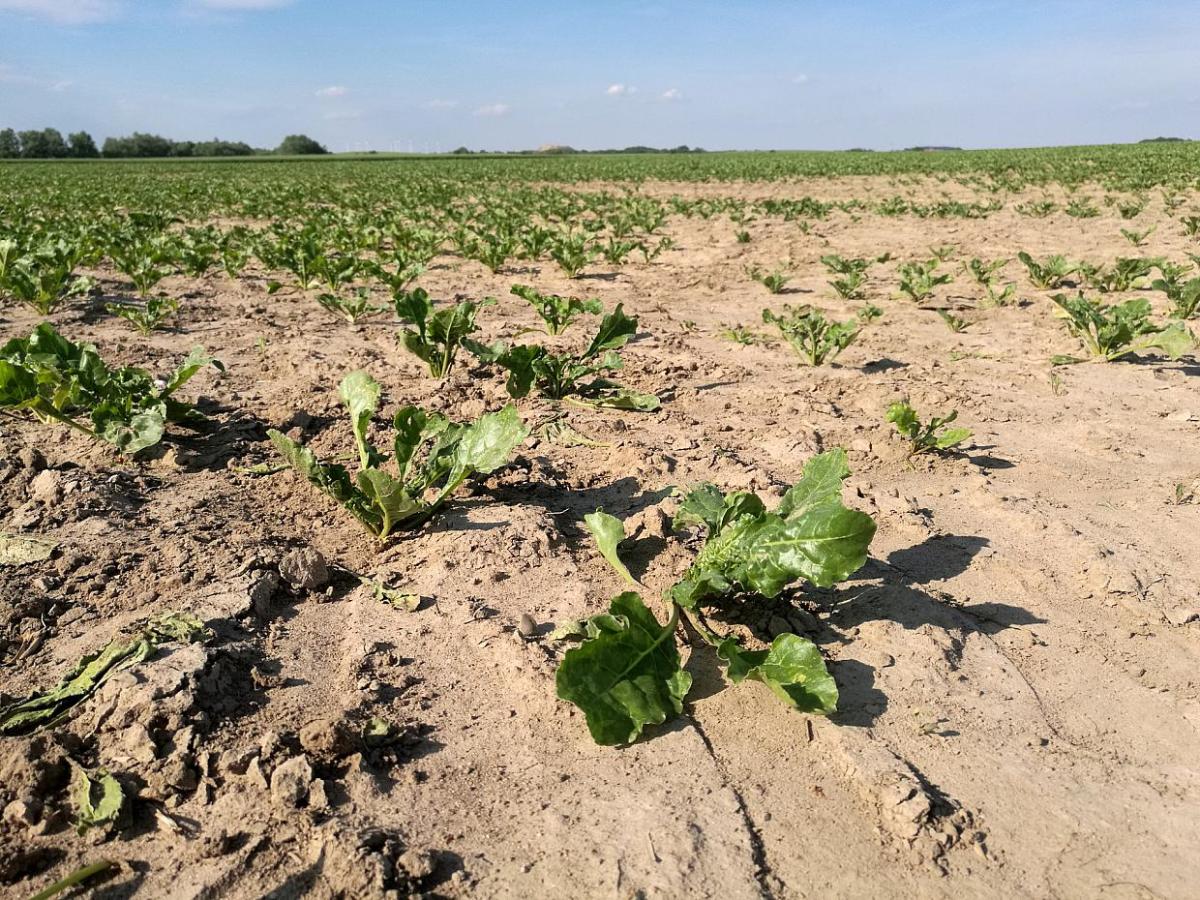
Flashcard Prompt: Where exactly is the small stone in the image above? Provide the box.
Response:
[122,722,158,764]
[788,608,821,633]
[28,470,63,504]
[517,613,537,638]
[850,438,872,454]
[399,847,438,881]
[307,778,329,811]
[299,718,354,758]
[279,548,329,591]
[1166,607,1199,626]
[269,754,313,809]
[17,448,46,472]
[767,615,794,639]
[3,800,38,827]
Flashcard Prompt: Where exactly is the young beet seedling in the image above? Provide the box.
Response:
[268,371,528,540]
[1050,293,1196,364]
[820,254,871,301]
[719,324,764,345]
[393,287,493,379]
[897,259,951,303]
[106,296,180,336]
[746,263,792,294]
[936,310,971,333]
[468,304,660,410]
[762,305,858,366]
[0,323,221,454]
[556,449,876,745]
[1017,252,1078,290]
[886,401,972,455]
[510,284,602,335]
[317,288,386,325]
[0,239,93,315]
[1150,270,1200,320]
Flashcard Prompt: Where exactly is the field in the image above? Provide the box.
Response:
[2,146,1199,899]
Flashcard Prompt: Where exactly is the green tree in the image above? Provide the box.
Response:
[0,128,19,158]
[67,131,99,158]
[276,134,327,155]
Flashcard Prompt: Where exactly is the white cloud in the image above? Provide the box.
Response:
[661,87,682,101]
[315,85,347,98]
[423,98,459,110]
[606,83,637,96]
[474,103,510,117]
[322,108,362,121]
[0,62,73,91]
[195,0,294,9]
[792,73,809,84]
[0,0,120,24]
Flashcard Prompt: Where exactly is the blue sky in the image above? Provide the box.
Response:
[0,0,1197,152]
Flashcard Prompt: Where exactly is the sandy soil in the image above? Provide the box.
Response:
[2,177,1199,899]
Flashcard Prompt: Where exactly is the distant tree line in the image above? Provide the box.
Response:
[451,144,705,155]
[0,128,328,159]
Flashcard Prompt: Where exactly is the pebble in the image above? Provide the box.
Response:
[517,613,537,638]
[279,548,329,591]
[269,754,313,809]
[767,615,794,639]
[17,448,46,472]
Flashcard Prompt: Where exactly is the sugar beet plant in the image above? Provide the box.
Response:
[0,323,222,454]
[1018,252,1078,289]
[897,259,951,303]
[393,288,493,379]
[510,284,601,335]
[0,238,93,315]
[556,450,876,745]
[1050,294,1195,364]
[886,401,971,455]
[268,371,528,540]
[469,304,660,410]
[762,305,858,366]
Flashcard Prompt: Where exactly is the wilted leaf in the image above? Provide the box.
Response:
[72,768,126,836]
[0,533,56,566]
[0,612,209,735]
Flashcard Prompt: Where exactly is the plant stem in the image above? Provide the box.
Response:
[29,860,118,900]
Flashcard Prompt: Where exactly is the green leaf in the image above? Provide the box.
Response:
[450,404,529,475]
[97,406,166,455]
[339,370,382,470]
[72,768,126,836]
[717,634,838,714]
[555,593,691,745]
[777,448,852,518]
[0,359,37,408]
[671,451,876,608]
[587,389,661,411]
[494,344,543,399]
[885,401,920,439]
[673,484,766,537]
[935,427,972,450]
[584,509,638,586]
[393,287,432,334]
[356,468,421,539]
[1141,322,1196,360]
[583,304,638,358]
[268,429,382,535]
[162,346,223,397]
[359,575,422,611]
